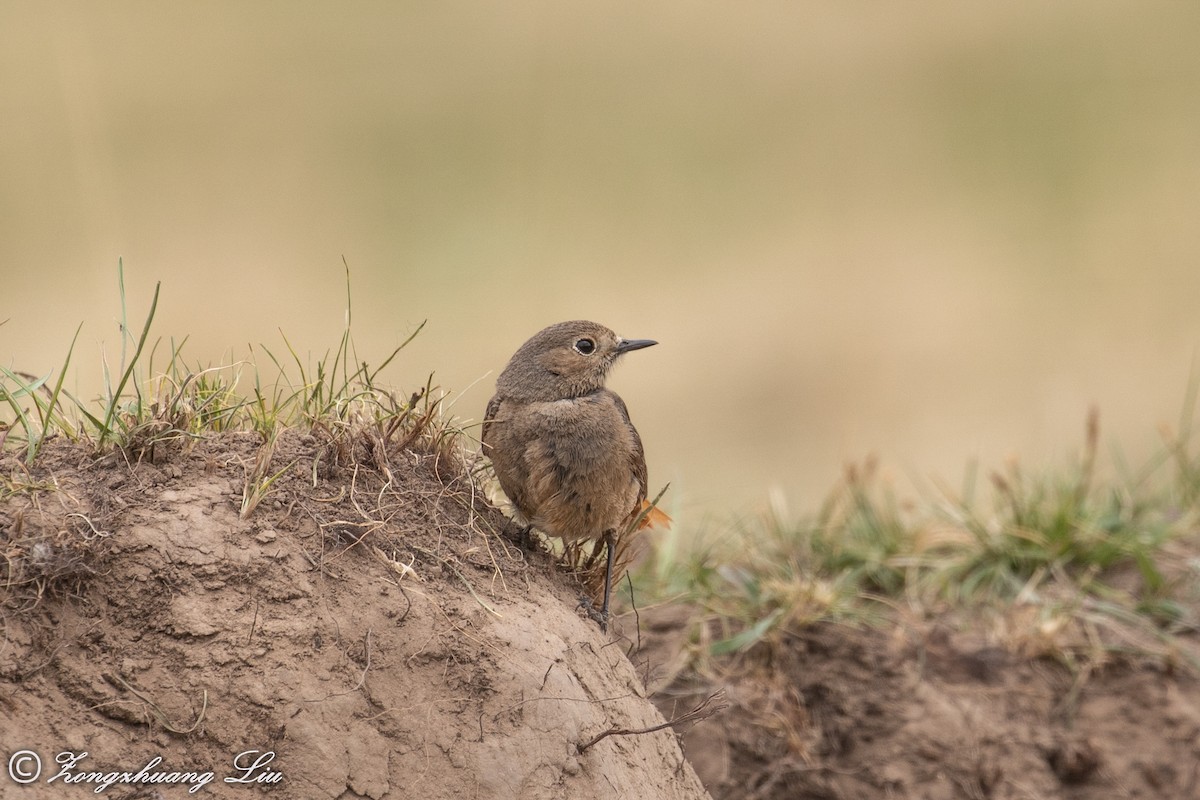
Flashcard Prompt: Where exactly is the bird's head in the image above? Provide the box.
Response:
[496,320,657,401]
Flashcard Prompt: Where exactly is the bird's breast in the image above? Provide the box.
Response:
[490,394,642,541]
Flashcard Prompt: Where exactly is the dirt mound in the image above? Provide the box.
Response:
[11,432,1195,800]
[641,608,1200,800]
[0,433,710,799]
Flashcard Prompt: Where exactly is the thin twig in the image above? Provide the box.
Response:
[246,598,260,644]
[624,571,642,661]
[576,689,728,754]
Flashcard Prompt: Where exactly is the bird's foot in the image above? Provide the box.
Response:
[576,595,610,632]
[506,524,541,553]
[519,526,534,550]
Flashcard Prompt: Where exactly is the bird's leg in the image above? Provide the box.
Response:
[576,531,617,632]
[599,530,616,632]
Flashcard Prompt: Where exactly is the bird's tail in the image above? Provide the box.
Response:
[636,499,672,530]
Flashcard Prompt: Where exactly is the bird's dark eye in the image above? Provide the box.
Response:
[573,338,596,355]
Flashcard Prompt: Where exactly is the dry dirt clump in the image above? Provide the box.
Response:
[0,432,711,799]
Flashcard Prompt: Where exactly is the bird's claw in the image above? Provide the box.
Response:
[576,594,610,632]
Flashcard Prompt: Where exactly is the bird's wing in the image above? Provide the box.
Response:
[605,390,671,529]
[607,390,648,508]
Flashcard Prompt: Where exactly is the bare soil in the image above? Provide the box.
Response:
[0,433,709,799]
[639,606,1200,799]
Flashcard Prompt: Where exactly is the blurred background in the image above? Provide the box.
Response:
[3,1,1199,524]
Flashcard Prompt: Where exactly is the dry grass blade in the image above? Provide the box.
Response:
[105,672,208,735]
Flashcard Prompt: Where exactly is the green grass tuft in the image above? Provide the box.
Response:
[0,263,446,466]
[643,402,1200,674]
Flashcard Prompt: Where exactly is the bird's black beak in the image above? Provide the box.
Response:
[615,338,658,354]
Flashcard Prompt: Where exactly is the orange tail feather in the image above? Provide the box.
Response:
[637,500,672,530]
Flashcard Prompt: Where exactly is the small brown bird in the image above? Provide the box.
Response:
[482,320,659,630]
